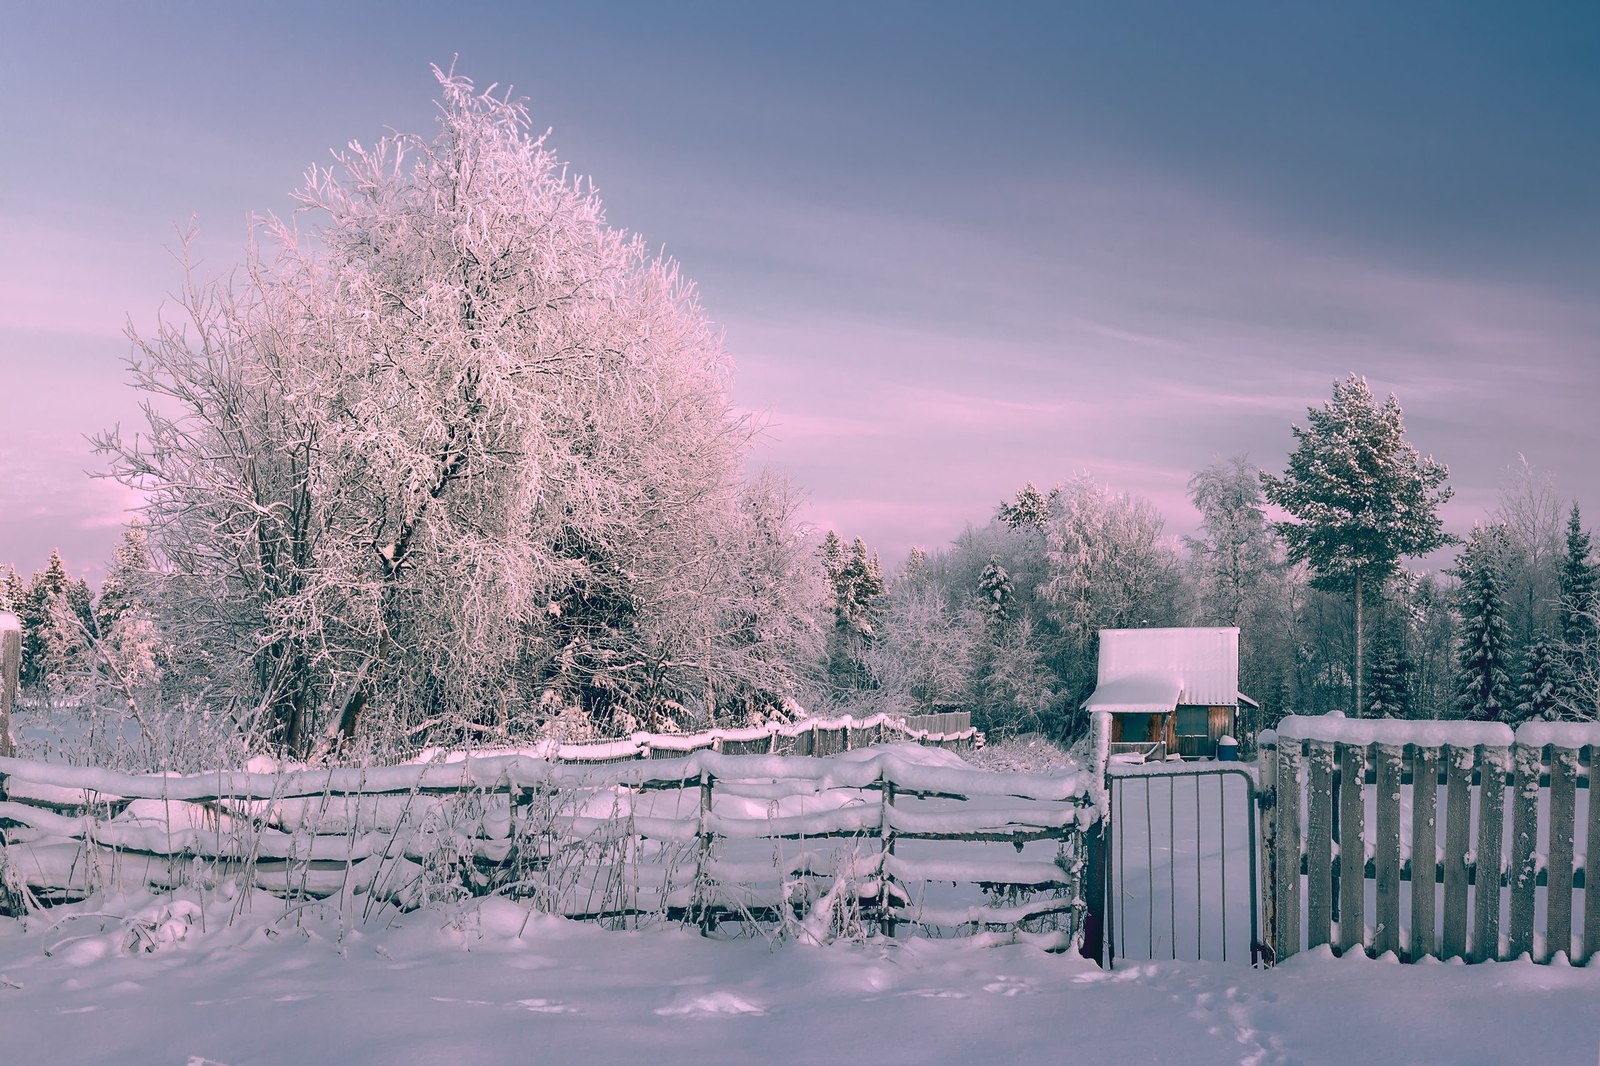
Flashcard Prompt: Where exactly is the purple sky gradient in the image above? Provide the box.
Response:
[2,3,1597,584]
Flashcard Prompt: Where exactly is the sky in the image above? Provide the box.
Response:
[3,2,1598,584]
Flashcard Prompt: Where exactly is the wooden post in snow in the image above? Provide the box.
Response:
[0,611,19,759]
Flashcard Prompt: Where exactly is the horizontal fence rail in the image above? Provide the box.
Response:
[0,749,1085,948]
[514,713,979,765]
[1265,717,1599,966]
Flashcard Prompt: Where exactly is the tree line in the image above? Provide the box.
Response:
[4,71,1596,763]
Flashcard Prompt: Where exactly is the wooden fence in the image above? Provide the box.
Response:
[1263,717,1598,965]
[0,750,1087,946]
[530,712,979,765]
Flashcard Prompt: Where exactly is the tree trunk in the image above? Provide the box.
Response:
[1353,568,1364,718]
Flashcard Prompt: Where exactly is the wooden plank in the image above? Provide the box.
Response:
[1338,743,1368,955]
[1410,746,1439,960]
[1274,740,1302,961]
[1258,738,1278,965]
[1441,744,1473,960]
[1546,746,1578,962]
[1585,746,1600,966]
[1373,743,1403,958]
[1507,742,1541,959]
[1305,741,1336,949]
[1472,745,1509,962]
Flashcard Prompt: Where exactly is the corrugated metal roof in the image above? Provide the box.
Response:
[1080,673,1182,714]
[1089,627,1241,708]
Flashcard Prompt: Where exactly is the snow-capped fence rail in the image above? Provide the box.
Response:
[1264,716,1599,965]
[533,712,978,765]
[0,749,1088,947]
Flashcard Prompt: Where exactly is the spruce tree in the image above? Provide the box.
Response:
[1262,375,1456,716]
[998,482,1052,531]
[1556,504,1597,717]
[1452,525,1514,721]
[1364,623,1411,718]
[1513,637,1567,723]
[977,556,1013,625]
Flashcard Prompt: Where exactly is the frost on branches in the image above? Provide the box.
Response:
[1262,375,1455,717]
[96,68,823,756]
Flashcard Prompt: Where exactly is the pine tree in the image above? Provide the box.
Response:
[1262,375,1456,717]
[24,549,87,694]
[1452,526,1514,721]
[1364,622,1411,718]
[998,482,1052,531]
[977,556,1013,625]
[96,520,166,690]
[1556,503,1598,718]
[823,536,884,690]
[1513,637,1567,723]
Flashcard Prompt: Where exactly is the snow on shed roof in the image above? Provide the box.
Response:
[1082,627,1244,711]
[1080,673,1182,714]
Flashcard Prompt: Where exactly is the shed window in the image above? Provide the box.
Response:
[1175,706,1209,736]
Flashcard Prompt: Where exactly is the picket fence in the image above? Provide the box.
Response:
[0,747,1087,946]
[1263,716,1599,965]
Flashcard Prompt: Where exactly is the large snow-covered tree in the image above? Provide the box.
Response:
[1262,375,1455,717]
[1452,525,1514,721]
[1557,503,1599,718]
[98,68,801,753]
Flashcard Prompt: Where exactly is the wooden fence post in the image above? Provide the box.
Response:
[1585,744,1600,966]
[1274,739,1302,962]
[1373,743,1403,958]
[1337,743,1368,955]
[1257,734,1278,965]
[1546,745,1578,962]
[1507,742,1541,959]
[1440,744,1473,960]
[879,774,896,939]
[1472,745,1509,962]
[697,770,714,935]
[1305,741,1335,950]
[0,612,19,759]
[1410,745,1439,960]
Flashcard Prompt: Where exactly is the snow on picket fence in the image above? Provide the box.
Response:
[0,740,1091,949]
[1265,715,1600,965]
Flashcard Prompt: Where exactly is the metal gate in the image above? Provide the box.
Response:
[1102,765,1262,968]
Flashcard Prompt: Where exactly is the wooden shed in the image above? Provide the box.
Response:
[1081,626,1256,761]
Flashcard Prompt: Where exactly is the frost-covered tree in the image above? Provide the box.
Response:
[98,68,774,753]
[977,556,1013,625]
[867,582,977,713]
[22,550,91,695]
[1262,375,1455,717]
[823,536,884,691]
[1513,637,1567,724]
[1040,475,1186,717]
[94,521,166,692]
[998,482,1053,531]
[1364,614,1412,718]
[1452,525,1514,721]
[1492,457,1564,646]
[973,615,1061,738]
[1556,504,1599,719]
[1186,455,1277,628]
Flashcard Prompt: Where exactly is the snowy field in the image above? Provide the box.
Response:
[0,890,1596,1066]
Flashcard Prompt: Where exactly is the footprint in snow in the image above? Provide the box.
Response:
[654,991,766,1017]
[981,976,1034,997]
[512,998,578,1014]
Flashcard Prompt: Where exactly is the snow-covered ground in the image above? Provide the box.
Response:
[0,890,1595,1066]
